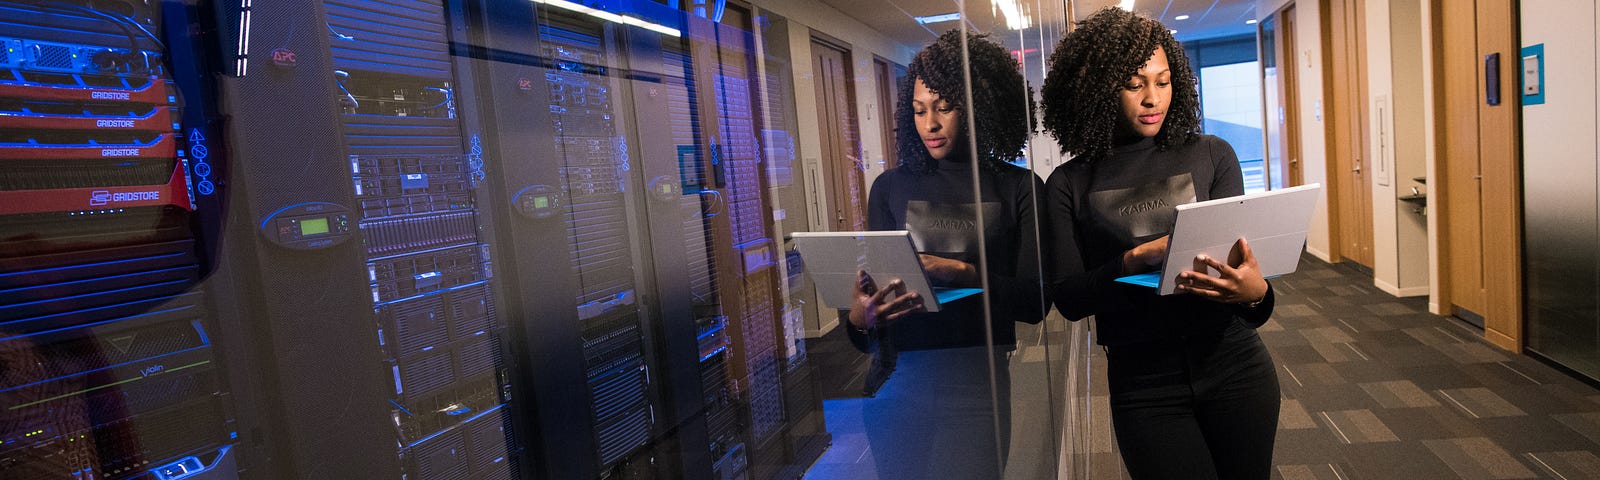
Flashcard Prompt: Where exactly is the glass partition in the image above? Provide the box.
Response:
[0,0,1094,479]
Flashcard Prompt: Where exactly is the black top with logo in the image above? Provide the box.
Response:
[1044,135,1274,346]
[849,158,1046,352]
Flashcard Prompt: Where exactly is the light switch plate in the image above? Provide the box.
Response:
[1523,54,1541,95]
[1521,44,1545,106]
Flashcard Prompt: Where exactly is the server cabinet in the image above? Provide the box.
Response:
[459,1,825,479]
[0,1,238,478]
[211,0,517,477]
[460,1,680,477]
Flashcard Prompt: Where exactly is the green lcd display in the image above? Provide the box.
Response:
[300,217,330,236]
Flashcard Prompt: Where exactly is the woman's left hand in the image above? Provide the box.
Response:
[918,254,979,288]
[1175,237,1268,304]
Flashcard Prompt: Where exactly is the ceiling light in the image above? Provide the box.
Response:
[1169,29,1177,34]
[1246,19,1258,25]
[914,12,961,24]
[1118,0,1135,12]
[1174,15,1190,20]
[991,0,1031,30]
[530,0,680,37]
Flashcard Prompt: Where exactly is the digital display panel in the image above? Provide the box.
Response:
[300,217,330,236]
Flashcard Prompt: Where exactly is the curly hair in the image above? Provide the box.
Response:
[1040,7,1201,162]
[894,29,1034,174]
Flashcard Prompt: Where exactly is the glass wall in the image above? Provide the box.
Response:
[0,0,1098,479]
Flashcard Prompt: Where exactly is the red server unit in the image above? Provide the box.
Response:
[0,1,237,479]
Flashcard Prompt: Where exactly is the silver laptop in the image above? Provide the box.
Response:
[791,230,982,312]
[1115,183,1322,295]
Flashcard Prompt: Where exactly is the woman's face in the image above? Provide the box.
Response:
[912,78,963,160]
[1117,45,1172,140]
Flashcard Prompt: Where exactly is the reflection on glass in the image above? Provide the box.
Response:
[0,0,1077,479]
[811,28,1042,480]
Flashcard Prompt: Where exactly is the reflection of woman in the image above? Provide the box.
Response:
[842,30,1042,479]
[1041,8,1278,480]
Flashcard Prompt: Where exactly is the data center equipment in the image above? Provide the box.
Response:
[212,0,517,478]
[0,0,238,478]
[4,0,829,478]
[460,0,827,478]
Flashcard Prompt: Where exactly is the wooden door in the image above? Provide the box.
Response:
[1438,0,1487,319]
[811,39,865,231]
[1324,0,1374,267]
[1281,5,1304,186]
[1432,0,1522,349]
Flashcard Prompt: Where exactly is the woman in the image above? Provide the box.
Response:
[1040,8,1279,480]
[843,29,1043,479]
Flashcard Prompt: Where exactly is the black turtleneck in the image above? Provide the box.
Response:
[1044,135,1274,346]
[846,157,1046,351]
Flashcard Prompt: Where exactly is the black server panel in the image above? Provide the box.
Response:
[447,1,830,478]
[537,12,655,472]
[212,0,515,477]
[0,1,236,479]
[324,0,515,477]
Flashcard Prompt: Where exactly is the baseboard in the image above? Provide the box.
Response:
[1374,278,1401,296]
[1306,246,1332,263]
[1484,327,1520,353]
[806,317,839,339]
[1375,280,1429,298]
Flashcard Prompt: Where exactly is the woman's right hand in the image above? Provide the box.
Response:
[1121,235,1170,274]
[847,270,925,330]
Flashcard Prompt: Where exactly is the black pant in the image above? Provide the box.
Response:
[1105,320,1280,480]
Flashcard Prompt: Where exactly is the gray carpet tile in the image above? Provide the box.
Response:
[804,254,1600,479]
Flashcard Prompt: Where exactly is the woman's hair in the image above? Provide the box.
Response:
[1040,7,1201,162]
[894,29,1033,174]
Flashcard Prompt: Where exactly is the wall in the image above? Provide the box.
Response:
[1364,0,1428,297]
[1363,0,1398,293]
[1388,0,1428,297]
[1258,0,1331,260]
[1420,0,1441,312]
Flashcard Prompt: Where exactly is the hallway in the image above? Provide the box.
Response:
[1087,256,1600,479]
[805,255,1600,479]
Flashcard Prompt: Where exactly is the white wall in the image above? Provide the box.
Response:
[1388,0,1429,297]
[1361,0,1428,297]
[1364,0,1400,294]
[1257,0,1331,261]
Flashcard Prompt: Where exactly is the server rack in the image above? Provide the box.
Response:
[459,1,673,477]
[460,1,826,478]
[211,0,516,477]
[0,0,238,479]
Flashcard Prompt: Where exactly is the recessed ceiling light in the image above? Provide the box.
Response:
[1245,19,1258,25]
[915,12,961,24]
[1175,15,1190,21]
